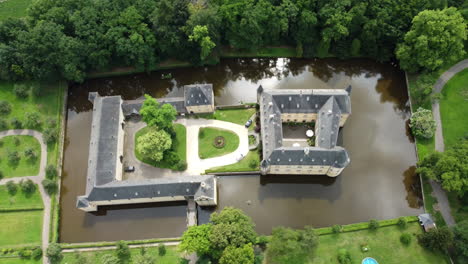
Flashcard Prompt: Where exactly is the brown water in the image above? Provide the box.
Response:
[60,58,422,243]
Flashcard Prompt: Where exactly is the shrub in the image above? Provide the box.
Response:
[11,117,22,128]
[0,118,7,129]
[42,179,58,195]
[46,165,58,179]
[46,243,62,264]
[47,118,57,128]
[368,219,379,230]
[18,248,32,259]
[332,224,343,233]
[158,244,166,256]
[6,181,17,195]
[0,171,3,180]
[24,148,37,160]
[400,233,412,246]
[397,217,408,229]
[409,107,436,139]
[249,159,257,169]
[0,101,11,115]
[20,179,36,194]
[116,240,130,261]
[101,254,119,264]
[14,137,20,146]
[255,235,270,246]
[43,127,58,144]
[32,247,42,260]
[175,160,187,171]
[24,112,41,128]
[13,84,29,98]
[337,248,352,264]
[8,150,20,164]
[418,227,453,252]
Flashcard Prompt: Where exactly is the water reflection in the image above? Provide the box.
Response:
[61,58,422,242]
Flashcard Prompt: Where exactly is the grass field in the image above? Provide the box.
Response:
[0,136,41,178]
[0,258,40,264]
[440,68,468,148]
[135,124,186,170]
[213,108,256,125]
[198,127,239,159]
[0,185,43,210]
[206,149,260,173]
[0,210,42,247]
[61,246,184,264]
[306,222,449,264]
[0,0,32,21]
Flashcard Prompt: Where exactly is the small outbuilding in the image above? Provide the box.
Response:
[418,213,436,232]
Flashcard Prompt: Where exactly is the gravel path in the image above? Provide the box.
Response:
[429,59,468,227]
[0,130,51,264]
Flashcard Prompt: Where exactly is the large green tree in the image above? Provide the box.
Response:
[267,226,318,264]
[397,7,467,72]
[180,224,212,256]
[136,128,172,161]
[139,94,177,132]
[189,25,216,60]
[219,244,255,264]
[409,107,436,139]
[453,220,468,263]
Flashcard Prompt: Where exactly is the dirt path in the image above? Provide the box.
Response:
[0,129,51,264]
[429,59,468,227]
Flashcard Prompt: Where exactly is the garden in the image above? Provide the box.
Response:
[0,136,41,178]
[198,127,239,159]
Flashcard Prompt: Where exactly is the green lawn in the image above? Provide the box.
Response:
[0,211,42,247]
[0,185,43,210]
[0,258,41,264]
[61,246,185,264]
[440,68,468,148]
[213,108,256,126]
[205,149,260,173]
[0,0,33,21]
[198,127,239,159]
[135,124,186,170]
[307,222,449,264]
[0,136,41,178]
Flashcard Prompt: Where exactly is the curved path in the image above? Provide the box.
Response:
[429,59,468,227]
[0,130,51,264]
[176,118,249,175]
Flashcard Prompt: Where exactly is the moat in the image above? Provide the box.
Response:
[60,58,423,243]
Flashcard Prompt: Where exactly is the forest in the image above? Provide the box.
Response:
[0,0,466,82]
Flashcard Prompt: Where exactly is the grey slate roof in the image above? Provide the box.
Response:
[86,92,122,194]
[122,97,186,116]
[184,84,214,106]
[259,88,351,172]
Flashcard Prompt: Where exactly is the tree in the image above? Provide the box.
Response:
[139,94,177,132]
[397,8,467,72]
[24,112,41,128]
[115,240,130,262]
[398,217,408,229]
[368,219,380,230]
[418,227,453,252]
[6,180,17,195]
[24,148,37,160]
[417,139,467,195]
[400,233,412,246]
[158,244,166,256]
[0,100,11,115]
[32,247,42,260]
[409,108,436,139]
[46,164,58,179]
[453,220,468,263]
[180,224,212,256]
[267,226,318,264]
[11,117,22,128]
[133,253,155,264]
[136,128,172,161]
[43,127,58,144]
[13,84,29,98]
[101,254,120,264]
[219,244,255,264]
[189,25,216,60]
[209,207,257,258]
[8,150,20,164]
[337,248,352,264]
[42,179,58,195]
[19,179,36,195]
[46,243,63,264]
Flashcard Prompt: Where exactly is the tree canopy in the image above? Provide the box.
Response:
[136,128,172,161]
[417,139,468,195]
[453,220,468,263]
[140,94,177,132]
[397,7,467,72]
[409,107,436,139]
[267,226,319,264]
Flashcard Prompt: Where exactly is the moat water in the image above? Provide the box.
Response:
[60,58,423,243]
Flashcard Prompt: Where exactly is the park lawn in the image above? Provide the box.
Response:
[307,222,449,264]
[0,210,42,247]
[440,68,468,148]
[0,185,43,210]
[213,108,256,126]
[0,0,33,21]
[61,246,185,264]
[198,127,239,159]
[135,124,186,170]
[0,136,41,178]
[205,149,260,173]
[0,258,41,264]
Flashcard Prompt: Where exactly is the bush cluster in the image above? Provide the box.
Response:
[0,101,11,115]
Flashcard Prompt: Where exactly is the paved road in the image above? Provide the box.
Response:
[428,59,468,227]
[0,130,51,264]
[176,118,249,175]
